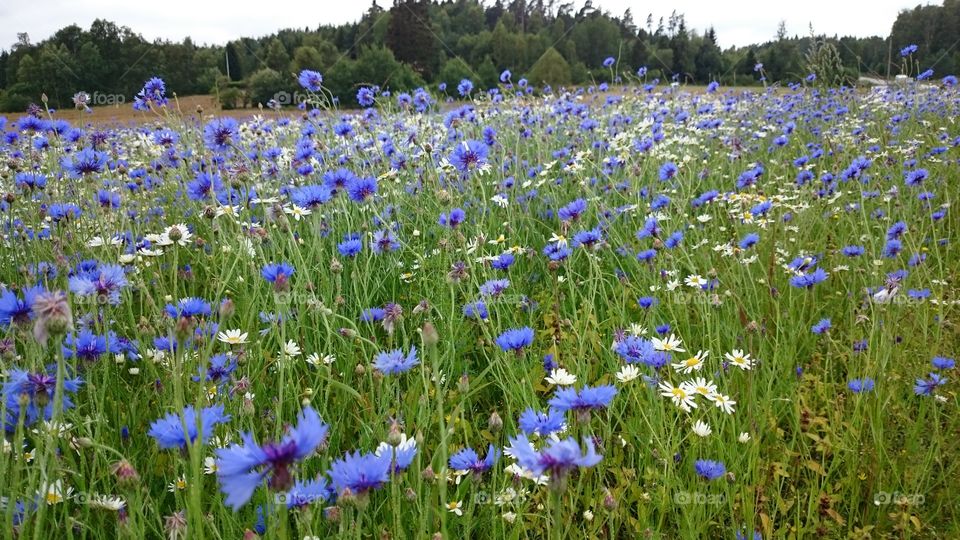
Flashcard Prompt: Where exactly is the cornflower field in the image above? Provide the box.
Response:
[1,72,959,540]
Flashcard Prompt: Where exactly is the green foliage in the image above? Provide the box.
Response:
[438,57,476,88]
[805,37,846,87]
[246,68,289,106]
[1,2,951,113]
[526,46,571,87]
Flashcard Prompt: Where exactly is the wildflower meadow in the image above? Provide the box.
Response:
[1,65,959,539]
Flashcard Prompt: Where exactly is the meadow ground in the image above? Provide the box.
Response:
[0,78,958,539]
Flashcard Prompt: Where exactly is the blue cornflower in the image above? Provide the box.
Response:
[457,79,474,96]
[883,239,902,258]
[507,435,602,479]
[449,140,488,173]
[558,199,587,221]
[2,366,83,432]
[323,168,357,191]
[360,307,386,323]
[518,408,565,437]
[491,252,515,270]
[548,385,617,420]
[659,162,678,181]
[195,354,238,385]
[694,459,726,480]
[543,242,572,261]
[281,477,334,509]
[614,335,661,366]
[932,356,955,370]
[637,296,657,309]
[636,216,660,240]
[68,264,128,305]
[371,230,400,254]
[572,228,603,249]
[914,373,947,396]
[357,87,376,107]
[165,297,212,319]
[148,404,230,450]
[463,301,489,320]
[216,406,329,510]
[496,327,534,353]
[203,118,239,152]
[811,318,832,334]
[376,435,418,473]
[346,176,378,203]
[904,168,928,186]
[450,444,500,476]
[372,347,419,375]
[187,172,224,201]
[262,263,294,284]
[338,234,363,257]
[291,185,332,208]
[500,70,512,83]
[479,279,510,297]
[847,378,875,393]
[439,208,466,228]
[62,330,111,362]
[789,268,828,289]
[298,70,323,92]
[0,285,44,327]
[132,77,168,110]
[841,245,865,257]
[739,233,760,249]
[63,147,107,178]
[328,451,392,496]
[15,172,47,190]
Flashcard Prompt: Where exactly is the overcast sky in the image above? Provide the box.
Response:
[1,0,928,52]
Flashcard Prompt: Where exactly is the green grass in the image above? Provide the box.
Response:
[0,82,958,539]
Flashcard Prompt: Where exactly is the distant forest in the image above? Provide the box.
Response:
[1,0,959,111]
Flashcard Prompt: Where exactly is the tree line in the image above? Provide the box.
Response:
[1,0,958,112]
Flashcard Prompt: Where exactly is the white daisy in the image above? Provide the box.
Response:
[545,368,577,386]
[691,420,712,437]
[672,350,708,374]
[658,381,698,411]
[724,349,754,370]
[216,329,248,345]
[616,364,641,383]
[652,333,686,353]
[708,393,737,415]
[684,377,718,397]
[281,340,302,358]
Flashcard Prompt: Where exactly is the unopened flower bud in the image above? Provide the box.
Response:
[488,411,503,433]
[421,322,439,347]
[603,490,617,510]
[387,421,403,446]
[324,506,341,522]
[32,291,73,345]
[112,459,140,485]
